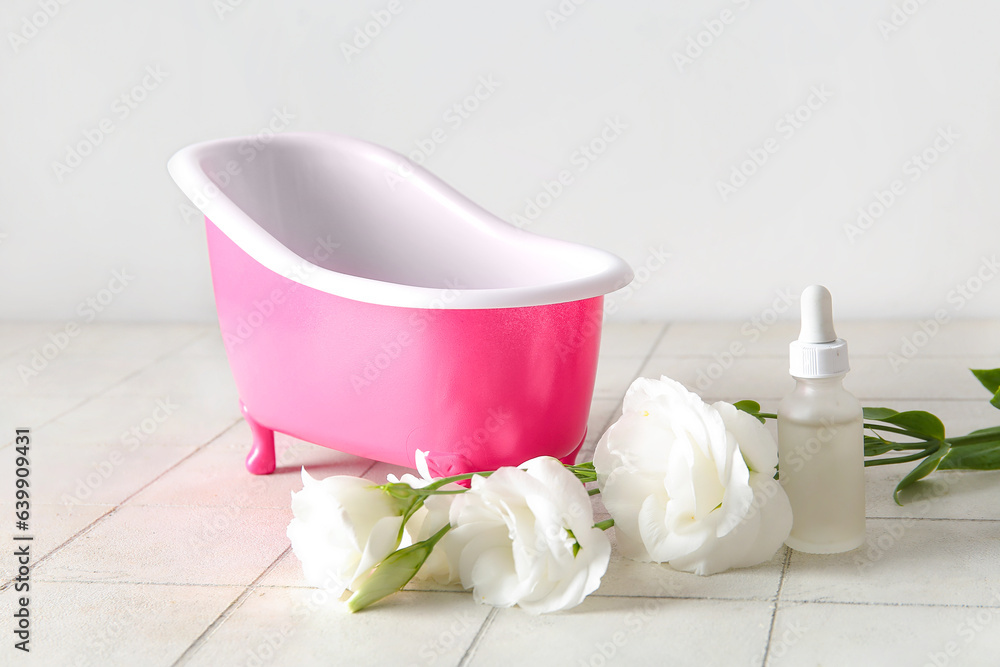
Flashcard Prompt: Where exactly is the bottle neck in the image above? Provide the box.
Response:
[791,374,846,393]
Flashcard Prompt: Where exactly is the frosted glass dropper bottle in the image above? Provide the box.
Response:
[777,285,865,553]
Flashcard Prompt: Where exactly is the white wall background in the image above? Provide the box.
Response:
[2,0,999,323]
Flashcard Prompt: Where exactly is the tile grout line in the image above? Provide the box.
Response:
[168,453,377,663]
[0,416,243,592]
[0,327,216,451]
[13,577,1000,611]
[645,396,1000,404]
[865,516,1000,522]
[456,607,499,667]
[586,593,1000,610]
[172,545,293,667]
[644,353,1000,360]
[760,547,793,667]
[631,321,671,378]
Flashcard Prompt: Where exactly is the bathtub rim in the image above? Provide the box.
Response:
[168,131,635,310]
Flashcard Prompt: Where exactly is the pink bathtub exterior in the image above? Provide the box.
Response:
[205,218,605,478]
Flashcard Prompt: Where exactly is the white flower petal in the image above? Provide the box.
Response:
[446,456,610,613]
[595,376,788,577]
[287,473,404,596]
[714,401,779,474]
[726,474,793,569]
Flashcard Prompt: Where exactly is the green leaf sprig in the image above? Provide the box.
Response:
[736,368,1000,506]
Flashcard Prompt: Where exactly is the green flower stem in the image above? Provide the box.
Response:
[594,518,615,531]
[863,445,940,467]
[945,431,1000,447]
[866,441,931,451]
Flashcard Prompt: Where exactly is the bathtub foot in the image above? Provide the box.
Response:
[559,429,587,466]
[241,402,276,475]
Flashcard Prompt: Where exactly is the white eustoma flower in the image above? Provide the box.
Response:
[287,469,405,597]
[386,449,435,488]
[594,376,792,575]
[440,456,611,613]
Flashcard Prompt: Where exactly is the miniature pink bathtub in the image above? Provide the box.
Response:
[167,132,633,478]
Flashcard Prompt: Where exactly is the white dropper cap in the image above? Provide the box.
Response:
[789,285,850,378]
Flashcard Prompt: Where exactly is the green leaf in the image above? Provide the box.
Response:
[734,400,761,413]
[863,407,899,421]
[938,440,1000,470]
[734,400,764,424]
[971,368,1000,393]
[971,369,1000,410]
[893,442,951,505]
[878,411,945,441]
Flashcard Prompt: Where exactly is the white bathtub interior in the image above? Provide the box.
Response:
[198,134,626,293]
